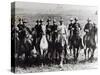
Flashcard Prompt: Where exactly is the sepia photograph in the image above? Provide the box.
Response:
[11,1,98,73]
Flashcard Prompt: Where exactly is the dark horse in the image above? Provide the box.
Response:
[83,26,97,60]
[17,24,35,67]
[71,35,81,62]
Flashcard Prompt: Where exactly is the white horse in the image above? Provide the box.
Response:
[40,24,48,67]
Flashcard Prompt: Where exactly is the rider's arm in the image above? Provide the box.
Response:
[84,24,89,32]
[78,23,82,30]
[65,26,67,34]
[68,24,71,30]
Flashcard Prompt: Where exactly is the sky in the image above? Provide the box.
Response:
[14,1,97,15]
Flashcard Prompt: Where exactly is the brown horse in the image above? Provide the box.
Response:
[71,35,81,62]
[83,27,97,60]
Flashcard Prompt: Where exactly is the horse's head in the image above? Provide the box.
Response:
[31,46,38,58]
[41,24,46,35]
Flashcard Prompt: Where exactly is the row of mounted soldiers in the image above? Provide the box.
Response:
[11,16,97,67]
[16,17,97,49]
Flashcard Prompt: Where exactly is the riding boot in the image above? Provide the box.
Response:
[80,38,84,49]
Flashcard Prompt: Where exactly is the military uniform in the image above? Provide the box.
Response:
[17,23,26,42]
[35,24,42,38]
[68,23,73,35]
[68,22,73,45]
[46,19,52,40]
[72,21,83,49]
[84,22,93,36]
[58,24,67,34]
[84,22,97,48]
[90,23,97,37]
[17,18,28,54]
[57,22,68,45]
[84,19,93,43]
[34,20,42,44]
[72,22,81,36]
[51,20,58,42]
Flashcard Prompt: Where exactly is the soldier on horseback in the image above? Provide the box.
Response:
[34,19,42,44]
[83,18,97,59]
[71,17,83,49]
[50,19,58,62]
[17,18,27,48]
[46,18,52,41]
[70,17,83,61]
[68,18,74,43]
[84,18,93,43]
[68,18,74,55]
[92,22,97,46]
[57,18,68,44]
[34,19,43,58]
[52,19,58,43]
[57,18,68,67]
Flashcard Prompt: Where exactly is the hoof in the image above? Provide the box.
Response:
[59,63,63,68]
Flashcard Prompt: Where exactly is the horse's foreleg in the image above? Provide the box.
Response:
[40,49,44,67]
[73,48,76,61]
[59,50,64,68]
[70,48,72,56]
[84,48,87,60]
[90,48,95,59]
[64,45,67,58]
[64,45,67,64]
[88,48,91,59]
[76,48,79,61]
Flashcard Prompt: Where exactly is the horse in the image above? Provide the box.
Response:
[17,23,36,67]
[55,24,68,68]
[83,26,97,60]
[22,26,41,67]
[31,27,41,66]
[40,24,48,67]
[45,26,54,65]
[71,35,81,62]
[56,33,68,67]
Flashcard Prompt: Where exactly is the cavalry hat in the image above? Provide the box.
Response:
[40,19,44,23]
[47,18,51,22]
[59,18,63,22]
[18,18,21,21]
[87,18,91,21]
[74,17,78,21]
[22,19,28,23]
[70,18,73,21]
[36,19,39,23]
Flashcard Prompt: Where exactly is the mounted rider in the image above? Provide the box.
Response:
[71,17,83,49]
[84,18,93,41]
[57,18,68,67]
[51,19,58,43]
[84,18,97,48]
[91,23,97,43]
[68,18,74,48]
[34,19,42,44]
[46,18,52,41]
[17,18,28,44]
[57,18,68,45]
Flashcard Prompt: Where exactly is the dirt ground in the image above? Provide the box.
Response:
[15,49,98,73]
